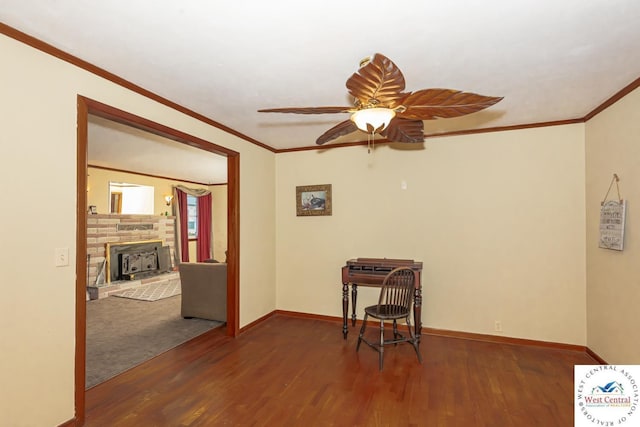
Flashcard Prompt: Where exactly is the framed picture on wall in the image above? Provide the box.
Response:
[296,184,332,216]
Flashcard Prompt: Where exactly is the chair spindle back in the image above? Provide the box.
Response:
[378,267,415,315]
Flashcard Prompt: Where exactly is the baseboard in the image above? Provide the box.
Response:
[422,327,588,352]
[272,309,416,327]
[238,310,278,334]
[586,347,608,364]
[58,417,77,427]
[422,328,606,364]
[239,310,344,334]
[274,309,341,324]
[254,310,606,361]
[242,310,609,364]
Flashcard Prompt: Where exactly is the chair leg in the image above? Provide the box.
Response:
[356,313,368,351]
[379,319,385,371]
[393,319,399,344]
[406,316,423,364]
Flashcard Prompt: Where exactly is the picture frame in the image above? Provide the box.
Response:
[296,184,332,216]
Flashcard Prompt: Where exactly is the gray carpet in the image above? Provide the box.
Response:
[86,294,223,389]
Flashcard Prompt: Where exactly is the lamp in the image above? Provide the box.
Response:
[164,195,173,206]
[350,108,396,133]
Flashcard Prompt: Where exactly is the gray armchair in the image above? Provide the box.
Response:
[178,262,227,322]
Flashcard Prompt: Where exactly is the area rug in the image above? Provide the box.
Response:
[112,279,181,301]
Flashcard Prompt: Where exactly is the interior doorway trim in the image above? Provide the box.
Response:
[76,95,240,424]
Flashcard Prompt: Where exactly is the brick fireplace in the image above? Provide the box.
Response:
[87,214,176,299]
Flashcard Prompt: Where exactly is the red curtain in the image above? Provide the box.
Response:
[176,188,190,262]
[196,193,212,262]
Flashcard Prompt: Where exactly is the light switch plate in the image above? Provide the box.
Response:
[55,247,69,267]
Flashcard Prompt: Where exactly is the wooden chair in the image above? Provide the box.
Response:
[356,267,423,370]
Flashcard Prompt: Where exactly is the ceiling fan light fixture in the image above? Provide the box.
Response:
[350,108,396,133]
[258,54,503,146]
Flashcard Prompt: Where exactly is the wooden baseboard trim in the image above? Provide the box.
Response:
[270,310,595,352]
[238,311,279,334]
[58,417,77,427]
[273,310,414,328]
[585,347,608,364]
[422,327,587,352]
[274,310,341,324]
[244,310,609,363]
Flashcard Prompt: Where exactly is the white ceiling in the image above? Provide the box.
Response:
[3,1,640,179]
[88,115,227,184]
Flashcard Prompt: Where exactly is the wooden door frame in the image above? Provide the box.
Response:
[76,95,240,424]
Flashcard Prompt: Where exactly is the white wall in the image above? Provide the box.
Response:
[0,33,276,426]
[276,125,587,345]
[585,87,640,364]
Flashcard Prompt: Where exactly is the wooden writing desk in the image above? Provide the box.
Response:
[341,258,423,340]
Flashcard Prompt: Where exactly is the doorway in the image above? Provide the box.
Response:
[76,96,240,423]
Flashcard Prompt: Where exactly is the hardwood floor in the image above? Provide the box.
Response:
[85,314,597,426]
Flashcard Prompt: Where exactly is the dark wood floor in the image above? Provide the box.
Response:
[85,314,596,426]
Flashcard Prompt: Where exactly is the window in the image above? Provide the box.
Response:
[187,195,198,238]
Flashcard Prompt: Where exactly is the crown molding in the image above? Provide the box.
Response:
[3,22,639,155]
[0,22,275,153]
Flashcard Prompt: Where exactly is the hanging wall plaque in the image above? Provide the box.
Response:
[599,199,626,251]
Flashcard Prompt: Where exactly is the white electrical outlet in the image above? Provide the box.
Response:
[494,320,502,332]
[55,247,69,267]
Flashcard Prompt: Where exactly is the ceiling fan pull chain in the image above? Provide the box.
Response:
[368,130,376,154]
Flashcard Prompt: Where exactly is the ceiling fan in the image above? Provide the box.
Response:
[258,53,503,146]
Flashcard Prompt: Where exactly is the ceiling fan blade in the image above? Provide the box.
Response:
[316,120,359,145]
[258,106,352,114]
[397,89,503,120]
[346,53,407,108]
[381,118,425,143]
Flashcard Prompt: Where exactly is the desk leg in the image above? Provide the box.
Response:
[351,284,358,327]
[342,283,349,339]
[414,287,422,342]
